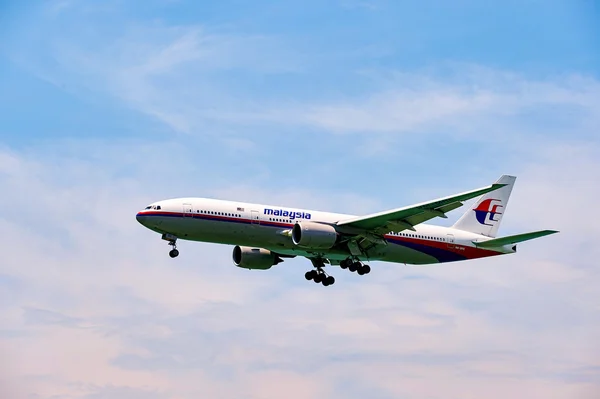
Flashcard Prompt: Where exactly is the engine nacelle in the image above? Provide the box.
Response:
[292,222,338,249]
[232,246,282,270]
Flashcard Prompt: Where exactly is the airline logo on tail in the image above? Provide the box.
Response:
[473,199,503,226]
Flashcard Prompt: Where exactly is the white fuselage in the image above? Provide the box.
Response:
[136,197,512,265]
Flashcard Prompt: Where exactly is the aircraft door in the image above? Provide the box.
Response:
[251,210,260,224]
[183,203,193,217]
[447,234,455,249]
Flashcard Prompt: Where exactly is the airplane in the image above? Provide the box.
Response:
[135,175,558,286]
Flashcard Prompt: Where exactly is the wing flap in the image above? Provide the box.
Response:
[337,183,505,232]
[473,230,559,248]
[403,201,464,227]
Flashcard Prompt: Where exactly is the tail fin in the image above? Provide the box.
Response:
[452,175,516,238]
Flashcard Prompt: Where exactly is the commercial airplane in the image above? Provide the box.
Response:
[136,175,557,286]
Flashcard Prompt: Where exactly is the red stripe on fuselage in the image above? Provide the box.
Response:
[137,210,294,228]
[384,234,499,260]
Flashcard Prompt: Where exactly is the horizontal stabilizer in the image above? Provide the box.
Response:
[473,230,558,248]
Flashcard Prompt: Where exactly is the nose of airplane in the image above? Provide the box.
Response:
[136,212,147,225]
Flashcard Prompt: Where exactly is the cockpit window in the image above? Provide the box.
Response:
[156,205,161,210]
[145,206,152,209]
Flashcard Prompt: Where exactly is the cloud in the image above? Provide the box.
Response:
[6,3,598,143]
[1,134,599,399]
[288,68,600,139]
[4,5,306,134]
[1,3,599,398]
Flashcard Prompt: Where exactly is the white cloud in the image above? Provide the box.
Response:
[1,136,599,398]
[1,3,599,398]
[290,68,600,137]
[7,3,599,142]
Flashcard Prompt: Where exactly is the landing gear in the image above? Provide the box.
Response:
[357,264,371,275]
[162,233,179,258]
[305,258,335,286]
[306,270,335,286]
[341,258,371,275]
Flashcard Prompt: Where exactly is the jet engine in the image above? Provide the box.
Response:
[292,222,338,249]
[232,246,283,270]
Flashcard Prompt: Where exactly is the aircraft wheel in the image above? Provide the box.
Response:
[169,249,179,258]
[314,273,323,283]
[349,262,360,272]
[362,265,371,274]
[305,271,314,280]
[340,259,351,269]
[326,276,335,286]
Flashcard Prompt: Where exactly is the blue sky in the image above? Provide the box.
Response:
[1,1,599,398]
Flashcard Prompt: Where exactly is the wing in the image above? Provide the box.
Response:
[336,182,506,234]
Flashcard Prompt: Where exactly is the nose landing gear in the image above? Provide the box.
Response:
[162,233,179,258]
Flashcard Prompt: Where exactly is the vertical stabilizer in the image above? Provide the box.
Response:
[452,175,516,238]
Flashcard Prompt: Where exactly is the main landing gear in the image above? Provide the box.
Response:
[304,257,371,286]
[305,269,335,286]
[305,258,335,287]
[340,258,371,275]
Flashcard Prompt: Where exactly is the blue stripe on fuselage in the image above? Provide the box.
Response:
[387,237,467,263]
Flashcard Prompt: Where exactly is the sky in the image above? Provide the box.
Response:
[0,1,599,398]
